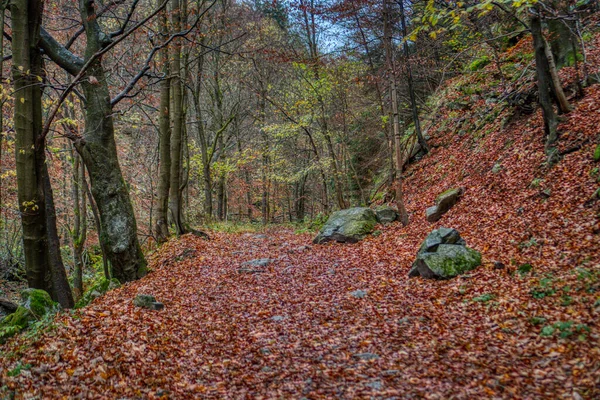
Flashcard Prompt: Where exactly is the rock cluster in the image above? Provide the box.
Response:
[409,228,481,279]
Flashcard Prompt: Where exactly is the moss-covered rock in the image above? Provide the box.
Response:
[426,187,464,222]
[76,278,121,308]
[411,245,481,279]
[410,228,481,279]
[594,144,600,162]
[313,207,378,244]
[0,289,58,343]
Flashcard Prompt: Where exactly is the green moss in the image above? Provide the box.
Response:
[436,187,462,203]
[469,56,490,71]
[419,245,481,278]
[593,144,600,162]
[21,289,57,317]
[0,289,58,343]
[76,278,121,308]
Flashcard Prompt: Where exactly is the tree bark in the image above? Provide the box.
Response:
[384,0,408,225]
[531,9,559,159]
[71,153,86,301]
[12,0,73,306]
[399,0,429,153]
[12,0,49,292]
[155,5,171,243]
[169,0,186,235]
[75,0,147,282]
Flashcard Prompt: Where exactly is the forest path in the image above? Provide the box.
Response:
[1,229,598,398]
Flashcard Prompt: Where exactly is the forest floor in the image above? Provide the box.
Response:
[2,36,600,400]
[0,223,598,399]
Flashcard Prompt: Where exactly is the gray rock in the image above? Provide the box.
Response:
[410,244,481,279]
[350,289,368,299]
[242,258,272,268]
[365,380,384,390]
[133,294,164,310]
[426,187,464,222]
[354,352,380,361]
[410,228,481,279]
[374,205,399,224]
[271,315,286,322]
[237,268,266,274]
[313,207,378,244]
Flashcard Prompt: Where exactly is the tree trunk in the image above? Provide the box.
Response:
[531,10,559,159]
[384,0,408,225]
[12,0,73,306]
[12,0,50,292]
[43,162,74,308]
[71,153,86,301]
[169,0,186,235]
[155,5,171,243]
[74,0,146,282]
[82,171,109,279]
[399,0,429,153]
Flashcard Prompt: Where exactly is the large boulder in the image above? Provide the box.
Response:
[375,205,399,224]
[0,289,59,343]
[409,228,481,279]
[314,207,377,244]
[426,187,464,222]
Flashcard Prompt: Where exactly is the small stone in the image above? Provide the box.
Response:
[271,315,286,322]
[237,268,266,274]
[365,380,383,390]
[242,258,272,268]
[374,205,399,224]
[133,294,161,309]
[260,348,271,355]
[350,289,367,299]
[261,366,273,373]
[493,261,505,270]
[354,352,379,361]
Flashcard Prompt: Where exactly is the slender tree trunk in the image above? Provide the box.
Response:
[543,36,572,113]
[384,0,408,225]
[72,153,86,301]
[399,0,429,153]
[82,171,109,279]
[169,0,186,235]
[155,5,171,243]
[531,10,559,159]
